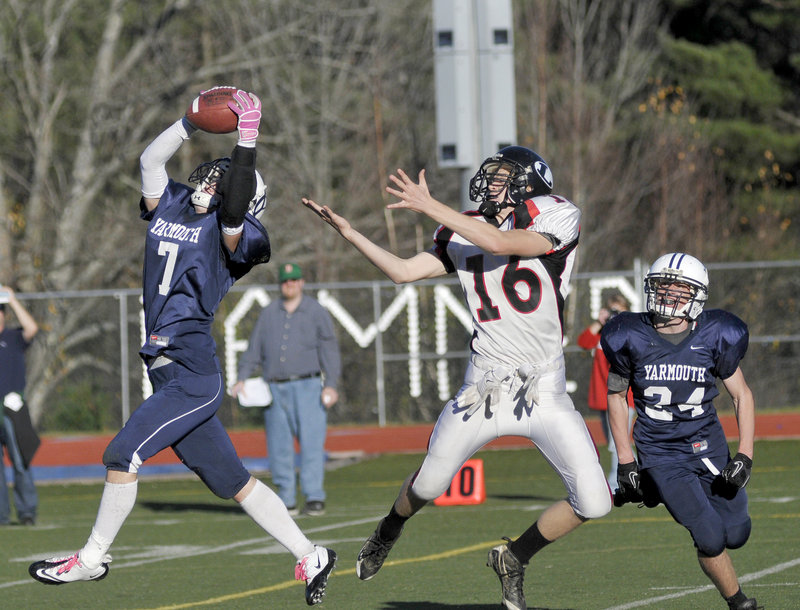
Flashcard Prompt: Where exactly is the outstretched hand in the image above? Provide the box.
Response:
[301,197,352,236]
[228,90,261,145]
[385,169,435,213]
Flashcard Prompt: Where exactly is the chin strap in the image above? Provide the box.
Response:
[651,313,690,327]
[478,200,515,225]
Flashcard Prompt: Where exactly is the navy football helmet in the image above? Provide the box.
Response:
[469,146,554,218]
[645,253,709,320]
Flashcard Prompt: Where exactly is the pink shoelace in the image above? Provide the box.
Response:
[295,557,309,581]
[57,553,81,575]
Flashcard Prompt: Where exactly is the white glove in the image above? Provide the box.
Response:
[3,392,24,412]
[517,363,540,406]
[459,366,512,416]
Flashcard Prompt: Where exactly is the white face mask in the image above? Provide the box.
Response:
[188,158,230,209]
[650,282,695,318]
[190,165,226,209]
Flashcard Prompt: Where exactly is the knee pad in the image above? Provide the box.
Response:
[573,491,612,520]
[409,466,449,501]
[182,460,250,500]
[726,517,751,550]
[410,480,448,501]
[571,469,613,519]
[103,438,139,473]
[690,520,726,557]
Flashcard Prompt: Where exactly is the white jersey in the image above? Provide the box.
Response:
[415,194,609,520]
[433,194,580,367]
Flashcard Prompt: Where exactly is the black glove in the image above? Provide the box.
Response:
[614,460,643,506]
[721,452,752,488]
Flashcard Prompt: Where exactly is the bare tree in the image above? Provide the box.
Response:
[0,0,739,427]
[513,0,725,272]
[225,1,438,284]
[0,0,292,421]
[0,0,439,423]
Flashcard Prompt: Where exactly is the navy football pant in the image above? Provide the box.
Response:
[645,454,751,557]
[103,360,250,499]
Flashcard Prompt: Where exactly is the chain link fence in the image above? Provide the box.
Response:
[20,260,800,433]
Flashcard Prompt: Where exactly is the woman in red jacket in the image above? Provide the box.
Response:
[577,293,634,491]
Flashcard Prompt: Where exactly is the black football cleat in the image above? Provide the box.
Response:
[487,538,526,610]
[356,520,403,581]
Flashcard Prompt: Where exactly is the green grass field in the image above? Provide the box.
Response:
[3,439,799,609]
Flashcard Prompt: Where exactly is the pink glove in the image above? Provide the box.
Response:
[227,90,261,145]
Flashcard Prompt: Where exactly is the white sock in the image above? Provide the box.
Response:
[239,479,314,560]
[79,479,138,568]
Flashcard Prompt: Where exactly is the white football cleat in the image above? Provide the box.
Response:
[295,546,336,605]
[29,552,111,585]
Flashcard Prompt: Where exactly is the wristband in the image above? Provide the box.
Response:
[222,224,244,236]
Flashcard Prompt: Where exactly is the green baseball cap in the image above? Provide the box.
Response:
[278,262,303,282]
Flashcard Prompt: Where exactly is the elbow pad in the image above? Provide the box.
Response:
[218,145,256,229]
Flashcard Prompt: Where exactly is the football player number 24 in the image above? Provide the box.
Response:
[643,386,705,421]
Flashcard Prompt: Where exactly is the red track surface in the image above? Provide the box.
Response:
[19,412,800,468]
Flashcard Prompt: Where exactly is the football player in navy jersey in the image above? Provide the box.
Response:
[29,89,336,606]
[602,253,758,610]
[303,146,611,610]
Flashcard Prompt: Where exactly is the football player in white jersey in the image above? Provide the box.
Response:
[302,146,611,610]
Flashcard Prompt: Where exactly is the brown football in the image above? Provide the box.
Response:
[185,86,238,134]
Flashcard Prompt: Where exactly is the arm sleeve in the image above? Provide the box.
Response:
[607,371,630,394]
[218,145,256,229]
[140,118,196,199]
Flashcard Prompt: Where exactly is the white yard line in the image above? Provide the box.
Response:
[604,557,800,609]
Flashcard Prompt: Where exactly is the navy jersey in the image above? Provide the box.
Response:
[600,309,748,468]
[139,180,270,374]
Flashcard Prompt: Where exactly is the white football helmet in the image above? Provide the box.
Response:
[189,157,230,209]
[248,170,268,220]
[645,252,709,320]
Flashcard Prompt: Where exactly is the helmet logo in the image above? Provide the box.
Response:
[535,161,553,189]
